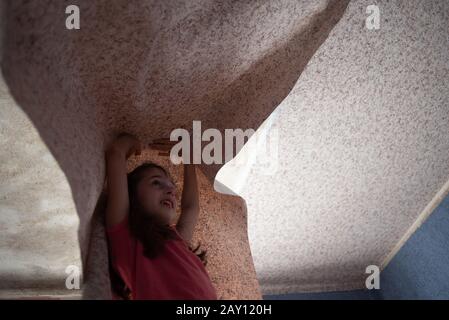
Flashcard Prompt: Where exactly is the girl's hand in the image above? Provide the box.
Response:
[149,137,196,165]
[148,137,179,157]
[107,133,142,159]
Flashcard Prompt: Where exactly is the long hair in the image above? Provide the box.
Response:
[107,161,207,299]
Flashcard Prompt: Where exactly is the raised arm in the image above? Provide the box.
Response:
[147,138,200,244]
[176,164,200,244]
[105,134,142,228]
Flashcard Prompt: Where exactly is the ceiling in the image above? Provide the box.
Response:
[217,0,449,294]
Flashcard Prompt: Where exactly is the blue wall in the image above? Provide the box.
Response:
[264,192,449,300]
[379,192,449,299]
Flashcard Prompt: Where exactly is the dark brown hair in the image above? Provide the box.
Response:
[108,161,207,299]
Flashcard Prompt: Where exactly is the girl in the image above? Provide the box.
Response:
[104,133,218,300]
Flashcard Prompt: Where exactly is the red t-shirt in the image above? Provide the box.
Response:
[106,215,218,300]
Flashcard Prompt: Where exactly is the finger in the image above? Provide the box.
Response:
[158,151,170,157]
[149,143,174,151]
[148,145,164,151]
[148,143,177,150]
[149,141,174,147]
[151,137,181,144]
[159,143,174,149]
[151,138,171,143]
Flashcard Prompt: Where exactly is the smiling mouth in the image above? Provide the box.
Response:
[161,200,174,209]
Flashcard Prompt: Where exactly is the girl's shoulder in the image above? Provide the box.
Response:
[168,224,189,244]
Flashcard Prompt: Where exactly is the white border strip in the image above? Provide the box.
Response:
[380,177,449,270]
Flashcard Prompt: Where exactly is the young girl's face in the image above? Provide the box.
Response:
[136,167,177,224]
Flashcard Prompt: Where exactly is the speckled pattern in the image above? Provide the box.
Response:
[238,0,449,294]
[1,0,349,298]
[0,73,81,298]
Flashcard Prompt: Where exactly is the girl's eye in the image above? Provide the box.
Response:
[152,180,161,185]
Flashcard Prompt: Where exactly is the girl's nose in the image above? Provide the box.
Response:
[165,183,176,196]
